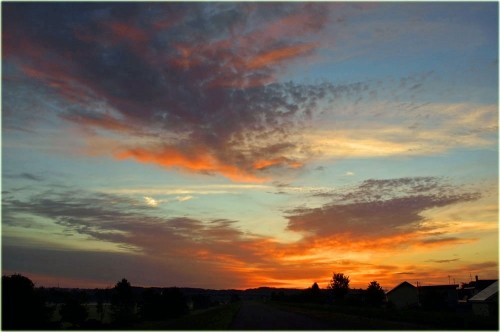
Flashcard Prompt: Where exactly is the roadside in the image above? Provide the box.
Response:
[269,301,429,330]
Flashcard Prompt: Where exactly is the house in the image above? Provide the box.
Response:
[469,280,498,317]
[386,281,418,309]
[458,276,497,302]
[418,284,459,309]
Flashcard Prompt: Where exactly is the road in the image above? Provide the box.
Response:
[229,301,332,330]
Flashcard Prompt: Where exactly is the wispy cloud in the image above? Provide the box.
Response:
[5,173,44,182]
[2,177,495,289]
[176,196,193,202]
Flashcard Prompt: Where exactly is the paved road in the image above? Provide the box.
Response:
[229,301,332,330]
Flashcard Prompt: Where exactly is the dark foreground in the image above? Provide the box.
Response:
[230,301,332,330]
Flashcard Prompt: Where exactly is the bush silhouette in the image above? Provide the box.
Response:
[2,274,52,329]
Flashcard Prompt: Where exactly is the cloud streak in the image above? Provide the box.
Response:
[2,176,490,289]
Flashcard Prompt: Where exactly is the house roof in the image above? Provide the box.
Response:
[419,284,459,289]
[475,279,497,291]
[386,281,415,295]
[469,281,499,302]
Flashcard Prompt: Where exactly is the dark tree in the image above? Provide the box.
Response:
[2,274,52,329]
[59,298,88,327]
[327,273,350,302]
[366,281,385,306]
[110,278,136,326]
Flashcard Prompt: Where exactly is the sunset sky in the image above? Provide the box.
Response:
[2,2,498,291]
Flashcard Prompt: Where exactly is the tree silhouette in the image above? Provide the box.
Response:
[110,278,136,326]
[2,274,52,329]
[366,281,385,306]
[327,273,350,302]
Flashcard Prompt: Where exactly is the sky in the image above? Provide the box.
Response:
[2,2,498,291]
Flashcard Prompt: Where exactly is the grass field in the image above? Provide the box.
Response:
[269,302,427,330]
[269,301,499,330]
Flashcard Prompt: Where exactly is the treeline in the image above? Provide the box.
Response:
[2,274,226,330]
[2,272,385,329]
[271,273,386,307]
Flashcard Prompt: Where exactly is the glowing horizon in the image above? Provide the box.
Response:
[2,2,498,292]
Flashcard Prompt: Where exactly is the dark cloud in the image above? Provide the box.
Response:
[286,177,481,240]
[426,258,460,263]
[2,2,370,181]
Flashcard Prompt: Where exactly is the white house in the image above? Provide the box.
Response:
[469,280,498,317]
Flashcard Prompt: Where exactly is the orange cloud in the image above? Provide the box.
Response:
[253,157,304,170]
[246,43,318,70]
[115,146,268,183]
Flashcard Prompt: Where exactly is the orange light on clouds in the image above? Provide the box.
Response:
[115,146,269,183]
[253,157,304,170]
[246,43,318,70]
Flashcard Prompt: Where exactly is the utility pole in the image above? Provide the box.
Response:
[416,281,420,306]
[448,275,451,284]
